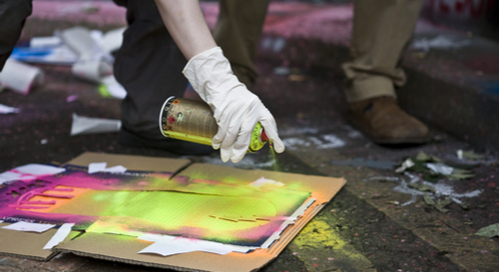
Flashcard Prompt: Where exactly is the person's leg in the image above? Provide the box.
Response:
[114,0,212,154]
[0,0,32,70]
[342,0,428,144]
[213,0,270,91]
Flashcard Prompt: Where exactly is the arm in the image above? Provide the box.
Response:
[153,0,285,163]
[153,0,216,60]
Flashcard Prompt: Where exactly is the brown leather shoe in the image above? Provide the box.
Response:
[347,96,429,144]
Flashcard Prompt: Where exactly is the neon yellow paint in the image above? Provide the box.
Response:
[46,185,309,244]
[164,131,213,146]
[293,220,346,249]
[248,122,267,152]
[97,84,112,98]
[52,190,277,231]
[269,146,282,172]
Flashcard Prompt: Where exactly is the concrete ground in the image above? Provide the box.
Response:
[0,1,498,271]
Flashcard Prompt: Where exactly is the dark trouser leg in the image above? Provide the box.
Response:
[114,0,187,140]
[0,0,32,70]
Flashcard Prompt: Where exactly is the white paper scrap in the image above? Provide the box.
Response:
[88,162,107,174]
[72,59,113,83]
[88,162,127,174]
[101,27,126,53]
[0,58,44,94]
[2,222,55,233]
[249,177,285,188]
[30,36,62,48]
[70,113,121,136]
[100,75,126,99]
[0,104,20,114]
[0,164,66,184]
[395,158,415,173]
[139,242,208,257]
[425,163,454,175]
[137,234,256,257]
[43,223,75,249]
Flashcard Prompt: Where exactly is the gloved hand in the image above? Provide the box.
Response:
[183,47,285,163]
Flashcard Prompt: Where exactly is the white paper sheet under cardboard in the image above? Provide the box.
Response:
[137,234,256,257]
[2,222,55,233]
[70,113,121,135]
[260,198,316,249]
[43,223,75,249]
[0,164,66,184]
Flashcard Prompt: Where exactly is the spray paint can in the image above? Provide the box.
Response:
[159,96,269,152]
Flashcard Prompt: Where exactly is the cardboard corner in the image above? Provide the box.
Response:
[0,223,81,261]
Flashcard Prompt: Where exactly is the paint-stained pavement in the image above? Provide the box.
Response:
[0,1,498,271]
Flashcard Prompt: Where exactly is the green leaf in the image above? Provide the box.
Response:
[462,150,485,161]
[415,152,442,162]
[474,223,499,238]
[435,197,452,213]
[423,194,435,205]
[407,183,436,193]
[449,169,475,180]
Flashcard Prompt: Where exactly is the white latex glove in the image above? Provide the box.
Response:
[183,47,285,163]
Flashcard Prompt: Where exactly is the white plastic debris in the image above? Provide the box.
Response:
[100,75,127,99]
[412,35,471,53]
[0,104,20,114]
[395,158,415,173]
[425,163,454,176]
[30,36,62,48]
[0,58,44,94]
[70,113,121,135]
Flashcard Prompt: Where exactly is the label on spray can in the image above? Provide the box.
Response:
[159,96,267,152]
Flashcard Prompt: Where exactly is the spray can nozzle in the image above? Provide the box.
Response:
[261,130,269,142]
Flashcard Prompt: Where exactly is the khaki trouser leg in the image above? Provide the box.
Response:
[213,0,270,91]
[342,0,424,102]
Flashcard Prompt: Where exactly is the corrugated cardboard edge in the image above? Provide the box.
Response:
[0,223,81,261]
[53,201,332,272]
[54,232,273,272]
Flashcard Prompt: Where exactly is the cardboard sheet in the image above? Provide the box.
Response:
[0,152,345,271]
[0,223,80,260]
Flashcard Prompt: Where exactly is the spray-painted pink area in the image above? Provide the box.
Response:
[0,165,310,246]
[202,2,353,45]
[31,1,127,26]
[30,1,354,46]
